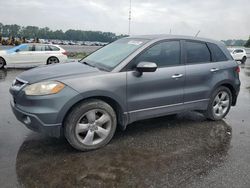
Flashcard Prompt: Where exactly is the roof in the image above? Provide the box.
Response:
[128,34,224,45]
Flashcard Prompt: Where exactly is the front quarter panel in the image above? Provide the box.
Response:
[60,72,127,113]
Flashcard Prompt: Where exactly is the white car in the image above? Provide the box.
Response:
[229,48,247,64]
[0,43,68,68]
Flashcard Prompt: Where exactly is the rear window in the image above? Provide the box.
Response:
[207,43,228,62]
[186,41,211,64]
[234,49,244,53]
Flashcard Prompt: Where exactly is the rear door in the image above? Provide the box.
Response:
[126,40,185,122]
[183,40,220,105]
[33,44,49,64]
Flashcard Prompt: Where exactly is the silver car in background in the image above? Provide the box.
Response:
[10,35,240,151]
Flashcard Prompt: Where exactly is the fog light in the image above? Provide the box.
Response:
[23,115,31,125]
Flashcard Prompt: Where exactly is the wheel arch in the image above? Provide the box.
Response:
[0,56,6,66]
[211,81,238,106]
[47,56,59,64]
[60,95,128,135]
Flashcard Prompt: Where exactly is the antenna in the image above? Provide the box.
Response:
[128,0,132,35]
[195,30,200,37]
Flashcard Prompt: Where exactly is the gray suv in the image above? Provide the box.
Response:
[10,35,240,151]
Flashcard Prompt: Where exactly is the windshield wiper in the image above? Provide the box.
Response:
[81,61,96,68]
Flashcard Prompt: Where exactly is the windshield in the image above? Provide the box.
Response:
[81,38,149,71]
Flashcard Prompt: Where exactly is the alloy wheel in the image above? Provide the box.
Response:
[75,109,112,146]
[212,91,230,117]
[48,57,59,64]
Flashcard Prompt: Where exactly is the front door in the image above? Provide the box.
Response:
[126,40,185,122]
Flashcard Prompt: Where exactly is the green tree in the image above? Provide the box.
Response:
[244,36,250,47]
[0,23,125,42]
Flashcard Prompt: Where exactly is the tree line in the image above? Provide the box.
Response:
[0,23,127,42]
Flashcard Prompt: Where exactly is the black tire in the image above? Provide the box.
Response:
[47,56,59,65]
[64,99,117,151]
[241,56,247,64]
[0,57,6,69]
[205,86,232,121]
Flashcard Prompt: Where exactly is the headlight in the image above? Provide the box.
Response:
[24,81,65,96]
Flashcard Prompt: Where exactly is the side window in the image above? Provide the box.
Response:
[135,41,181,68]
[186,41,211,64]
[28,45,35,51]
[18,44,30,52]
[45,45,51,51]
[35,45,45,51]
[207,43,228,62]
[49,45,60,51]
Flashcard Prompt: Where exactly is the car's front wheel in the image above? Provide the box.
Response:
[64,99,117,151]
[205,86,232,120]
[0,57,5,69]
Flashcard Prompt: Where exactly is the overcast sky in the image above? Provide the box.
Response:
[0,0,249,40]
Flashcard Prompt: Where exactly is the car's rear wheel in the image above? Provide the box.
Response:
[0,57,5,69]
[47,57,59,64]
[205,86,232,120]
[64,99,117,151]
[241,56,247,64]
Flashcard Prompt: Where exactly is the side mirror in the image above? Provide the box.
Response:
[15,49,20,53]
[136,62,157,73]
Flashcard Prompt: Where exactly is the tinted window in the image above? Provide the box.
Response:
[207,43,228,62]
[49,45,60,51]
[35,45,45,51]
[17,44,35,52]
[186,41,211,64]
[135,41,180,67]
[234,49,243,53]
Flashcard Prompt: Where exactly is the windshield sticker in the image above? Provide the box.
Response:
[128,41,143,45]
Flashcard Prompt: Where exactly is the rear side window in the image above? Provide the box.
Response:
[186,41,211,64]
[45,45,60,51]
[207,43,228,62]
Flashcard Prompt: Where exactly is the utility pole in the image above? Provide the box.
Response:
[128,0,132,35]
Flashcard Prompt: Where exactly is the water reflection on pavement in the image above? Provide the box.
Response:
[0,60,250,188]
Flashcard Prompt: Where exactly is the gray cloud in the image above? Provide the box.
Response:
[0,0,249,39]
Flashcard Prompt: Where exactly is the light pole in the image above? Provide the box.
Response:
[128,0,132,35]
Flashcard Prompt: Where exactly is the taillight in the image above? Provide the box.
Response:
[235,66,240,73]
[62,51,68,56]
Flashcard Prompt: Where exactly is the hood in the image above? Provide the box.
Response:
[17,62,102,84]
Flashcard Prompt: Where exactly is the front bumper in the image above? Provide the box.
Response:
[10,83,81,138]
[11,100,62,137]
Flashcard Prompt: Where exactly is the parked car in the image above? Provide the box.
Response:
[0,43,68,68]
[229,48,247,63]
[10,35,240,151]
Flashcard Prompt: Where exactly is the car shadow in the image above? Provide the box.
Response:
[16,112,232,187]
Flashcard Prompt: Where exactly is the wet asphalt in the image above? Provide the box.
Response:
[0,60,250,188]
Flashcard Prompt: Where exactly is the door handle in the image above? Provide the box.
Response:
[210,68,219,72]
[172,74,183,79]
